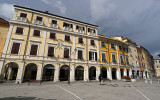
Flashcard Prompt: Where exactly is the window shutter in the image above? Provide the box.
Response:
[89,51,91,60]
[33,30,40,37]
[11,43,20,54]
[95,52,97,61]
[30,45,38,55]
[16,27,23,34]
[20,13,27,18]
[48,47,54,57]
[50,33,55,39]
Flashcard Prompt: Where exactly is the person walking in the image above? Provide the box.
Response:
[99,74,102,85]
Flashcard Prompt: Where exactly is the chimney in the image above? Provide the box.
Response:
[45,11,49,13]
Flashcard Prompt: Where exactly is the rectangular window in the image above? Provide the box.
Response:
[33,30,40,37]
[120,55,124,64]
[157,66,159,69]
[101,52,106,62]
[126,55,129,64]
[126,48,128,52]
[50,33,56,39]
[101,41,105,47]
[63,22,73,28]
[78,38,83,44]
[16,27,23,34]
[123,47,126,52]
[112,53,116,63]
[89,51,97,61]
[36,16,42,21]
[78,50,83,60]
[119,46,122,50]
[111,44,115,49]
[30,44,38,56]
[20,13,27,18]
[64,47,70,58]
[91,40,95,46]
[65,35,70,42]
[52,20,57,24]
[76,26,85,33]
[11,43,20,54]
[48,46,54,57]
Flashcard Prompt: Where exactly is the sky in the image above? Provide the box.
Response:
[0,0,160,58]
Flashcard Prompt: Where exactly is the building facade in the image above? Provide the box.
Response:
[0,5,100,83]
[0,18,9,56]
[98,35,131,80]
[154,58,160,76]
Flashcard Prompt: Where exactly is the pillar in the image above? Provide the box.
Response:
[70,64,75,81]
[85,65,89,81]
[96,66,100,81]
[117,68,121,80]
[129,68,132,77]
[0,61,4,75]
[124,68,127,76]
[107,67,112,80]
[54,63,60,82]
[7,67,12,80]
[16,62,24,83]
[36,63,43,81]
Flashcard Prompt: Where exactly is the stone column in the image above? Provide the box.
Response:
[117,68,121,80]
[70,64,75,81]
[36,63,43,81]
[107,67,112,80]
[16,62,24,83]
[40,31,47,60]
[124,68,127,76]
[7,67,12,80]
[85,65,89,81]
[129,68,132,77]
[96,66,100,81]
[0,61,4,75]
[54,63,60,82]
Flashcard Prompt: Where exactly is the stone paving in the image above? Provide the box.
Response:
[0,79,160,100]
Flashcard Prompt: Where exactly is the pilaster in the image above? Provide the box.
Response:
[16,62,24,83]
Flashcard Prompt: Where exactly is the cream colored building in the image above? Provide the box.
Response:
[0,5,99,83]
[154,58,160,76]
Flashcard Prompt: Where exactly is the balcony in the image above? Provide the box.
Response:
[34,20,43,25]
[89,31,95,36]
[78,29,84,34]
[50,24,58,28]
[16,16,27,22]
[64,27,72,31]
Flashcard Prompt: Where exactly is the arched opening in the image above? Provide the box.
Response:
[24,63,37,82]
[145,71,148,78]
[75,66,84,81]
[59,65,69,81]
[112,68,117,79]
[101,67,107,78]
[120,68,124,78]
[132,70,135,78]
[42,64,55,81]
[127,69,130,76]
[141,71,143,78]
[3,62,18,81]
[89,66,96,80]
[137,70,139,77]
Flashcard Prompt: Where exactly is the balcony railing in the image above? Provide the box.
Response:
[34,20,43,25]
[50,24,58,28]
[64,27,72,31]
[16,16,27,22]
[78,29,84,34]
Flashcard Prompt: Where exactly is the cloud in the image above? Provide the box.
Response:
[152,51,160,58]
[0,3,14,20]
[41,0,66,14]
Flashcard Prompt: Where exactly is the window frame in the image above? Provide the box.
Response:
[111,52,116,63]
[33,29,41,37]
[47,44,56,57]
[36,16,43,21]
[111,43,115,49]
[15,26,24,35]
[125,55,129,65]
[120,54,124,64]
[19,12,27,18]
[63,46,71,59]
[49,32,56,40]
[89,49,97,61]
[29,42,40,56]
[78,37,83,44]
[10,40,22,55]
[77,48,84,60]
[101,41,105,47]
[64,35,71,42]
[90,40,95,46]
[101,51,106,62]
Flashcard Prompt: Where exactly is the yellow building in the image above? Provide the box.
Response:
[0,5,99,83]
[98,35,131,80]
[0,18,9,57]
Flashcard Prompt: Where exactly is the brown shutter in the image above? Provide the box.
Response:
[11,43,20,54]
[30,45,38,55]
[50,33,55,39]
[16,27,23,34]
[33,30,40,37]
[48,47,54,57]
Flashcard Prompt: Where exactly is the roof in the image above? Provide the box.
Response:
[14,5,98,27]
[0,18,9,24]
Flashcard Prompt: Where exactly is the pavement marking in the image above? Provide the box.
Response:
[56,85,83,100]
[130,84,150,100]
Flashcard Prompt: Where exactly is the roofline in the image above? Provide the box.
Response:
[13,5,98,27]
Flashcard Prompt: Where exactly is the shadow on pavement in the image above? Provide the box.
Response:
[0,96,56,100]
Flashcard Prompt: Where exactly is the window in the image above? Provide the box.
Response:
[50,33,56,39]
[112,53,116,63]
[33,30,40,37]
[126,55,129,64]
[101,41,105,47]
[76,26,84,33]
[63,22,73,30]
[36,16,42,21]
[119,46,122,50]
[11,43,20,54]
[52,20,57,24]
[30,44,38,56]
[78,38,83,44]
[126,48,128,52]
[91,40,95,46]
[48,46,54,57]
[15,27,23,35]
[78,49,83,60]
[65,35,70,42]
[89,51,97,61]
[157,66,159,69]
[88,28,95,35]
[111,44,115,49]
[120,55,124,64]
[64,47,70,58]
[123,47,126,52]
[101,52,106,62]
[20,13,27,18]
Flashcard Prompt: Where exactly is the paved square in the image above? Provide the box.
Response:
[0,80,160,100]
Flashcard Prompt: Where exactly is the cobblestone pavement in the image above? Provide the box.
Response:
[0,79,160,100]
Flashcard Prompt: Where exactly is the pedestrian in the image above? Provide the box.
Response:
[99,74,102,85]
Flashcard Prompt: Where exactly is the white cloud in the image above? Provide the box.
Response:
[0,3,14,20]
[90,0,116,21]
[41,0,66,14]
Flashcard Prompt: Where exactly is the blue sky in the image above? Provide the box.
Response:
[0,0,160,57]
